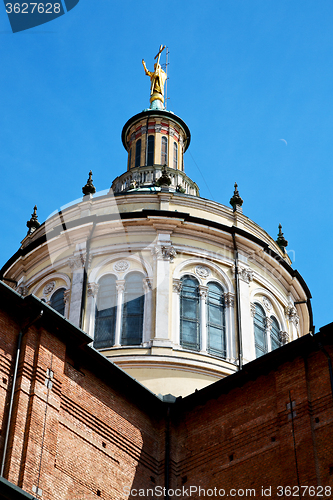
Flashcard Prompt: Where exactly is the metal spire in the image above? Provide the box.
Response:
[276,223,288,253]
[82,170,96,196]
[26,205,40,235]
[229,182,244,212]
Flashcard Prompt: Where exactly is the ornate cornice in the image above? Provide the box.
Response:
[116,280,125,294]
[87,282,99,298]
[224,292,235,308]
[17,285,29,297]
[198,285,208,299]
[265,316,273,333]
[153,245,177,261]
[68,253,91,270]
[173,279,182,294]
[232,265,253,284]
[280,331,289,345]
[143,278,153,293]
[285,305,299,326]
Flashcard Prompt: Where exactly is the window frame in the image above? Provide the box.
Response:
[161,136,168,165]
[147,135,155,166]
[270,315,282,351]
[121,272,145,346]
[253,303,267,358]
[94,275,117,349]
[180,275,200,351]
[135,139,141,168]
[173,141,178,169]
[206,282,226,359]
[253,301,283,358]
[50,287,66,316]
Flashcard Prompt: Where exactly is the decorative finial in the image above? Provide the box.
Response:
[82,170,96,196]
[229,182,244,212]
[142,45,167,110]
[26,205,40,235]
[276,223,288,253]
[155,165,171,187]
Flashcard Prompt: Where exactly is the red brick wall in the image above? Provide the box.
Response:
[170,349,333,498]
[1,302,333,500]
[0,309,165,500]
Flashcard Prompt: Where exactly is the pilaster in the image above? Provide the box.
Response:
[67,249,87,327]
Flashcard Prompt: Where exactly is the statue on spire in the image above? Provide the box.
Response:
[142,45,167,109]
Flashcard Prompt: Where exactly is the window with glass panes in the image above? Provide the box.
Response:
[161,136,168,165]
[147,135,154,166]
[180,276,200,350]
[50,288,65,316]
[135,139,141,168]
[254,303,267,358]
[94,275,117,349]
[121,272,144,346]
[207,283,226,358]
[270,316,281,351]
[173,142,178,169]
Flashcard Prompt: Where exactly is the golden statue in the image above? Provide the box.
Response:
[142,45,167,108]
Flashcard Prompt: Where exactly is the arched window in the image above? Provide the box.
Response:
[180,276,200,351]
[207,283,226,358]
[94,275,117,349]
[147,135,154,166]
[254,303,267,358]
[161,136,168,165]
[135,139,141,168]
[121,272,144,346]
[50,288,65,315]
[173,142,178,169]
[270,316,281,351]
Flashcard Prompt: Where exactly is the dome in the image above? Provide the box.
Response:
[0,53,312,398]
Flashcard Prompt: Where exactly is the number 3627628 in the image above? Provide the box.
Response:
[5,3,61,13]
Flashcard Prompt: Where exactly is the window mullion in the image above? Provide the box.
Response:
[265,316,273,352]
[199,285,208,353]
[115,280,125,346]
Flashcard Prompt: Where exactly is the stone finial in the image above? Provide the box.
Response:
[26,205,40,235]
[82,170,96,196]
[276,223,288,253]
[229,182,244,212]
[155,165,171,187]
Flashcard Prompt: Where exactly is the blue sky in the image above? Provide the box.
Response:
[1,0,332,329]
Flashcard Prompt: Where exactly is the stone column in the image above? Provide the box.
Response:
[142,278,153,344]
[199,285,208,353]
[68,249,87,328]
[172,279,182,346]
[152,240,176,345]
[84,283,99,338]
[265,316,273,352]
[233,264,255,363]
[63,289,71,320]
[224,292,236,362]
[115,280,125,346]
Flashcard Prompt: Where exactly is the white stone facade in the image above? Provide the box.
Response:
[3,187,311,397]
[2,109,312,397]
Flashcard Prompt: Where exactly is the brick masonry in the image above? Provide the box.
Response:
[0,285,332,499]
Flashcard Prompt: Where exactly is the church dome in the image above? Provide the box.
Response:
[0,51,312,397]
